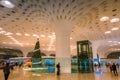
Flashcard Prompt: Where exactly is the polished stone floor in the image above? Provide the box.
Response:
[0,68,120,80]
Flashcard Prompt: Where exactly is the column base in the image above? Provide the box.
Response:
[56,57,71,73]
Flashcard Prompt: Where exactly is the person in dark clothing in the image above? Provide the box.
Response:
[3,63,10,80]
[56,62,60,76]
[112,63,118,76]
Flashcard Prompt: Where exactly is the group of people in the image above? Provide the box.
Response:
[1,61,23,80]
[2,61,119,80]
[2,62,60,80]
[107,63,119,76]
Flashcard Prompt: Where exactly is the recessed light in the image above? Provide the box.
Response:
[70,37,72,39]
[110,18,119,23]
[4,32,13,35]
[16,33,22,36]
[52,32,55,35]
[33,34,39,37]
[100,16,109,21]
[48,35,52,38]
[40,34,45,37]
[0,30,6,34]
[0,0,15,8]
[111,27,119,31]
[24,33,30,36]
[105,31,111,34]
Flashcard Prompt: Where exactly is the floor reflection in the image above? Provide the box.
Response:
[0,68,120,80]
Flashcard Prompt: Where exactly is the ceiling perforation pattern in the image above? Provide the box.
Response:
[0,0,120,56]
[73,0,120,41]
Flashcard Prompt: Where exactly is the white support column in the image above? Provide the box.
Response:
[54,21,73,73]
[55,32,71,73]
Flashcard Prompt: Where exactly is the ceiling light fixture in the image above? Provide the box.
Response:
[100,16,109,21]
[24,33,30,36]
[111,27,119,31]
[0,30,6,34]
[47,35,55,51]
[16,33,22,36]
[52,32,55,35]
[0,0,15,8]
[48,35,52,38]
[7,35,23,47]
[4,32,13,35]
[110,18,119,23]
[40,34,45,37]
[105,31,111,34]
[33,34,39,37]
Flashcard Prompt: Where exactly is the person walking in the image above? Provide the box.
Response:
[108,63,112,72]
[112,63,118,76]
[3,63,11,80]
[56,62,60,76]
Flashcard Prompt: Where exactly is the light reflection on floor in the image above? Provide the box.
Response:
[0,68,120,80]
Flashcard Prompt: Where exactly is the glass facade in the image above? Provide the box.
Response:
[77,40,93,73]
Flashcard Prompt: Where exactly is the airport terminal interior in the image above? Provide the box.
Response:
[0,0,120,80]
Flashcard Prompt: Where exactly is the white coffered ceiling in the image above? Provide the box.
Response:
[0,0,120,57]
